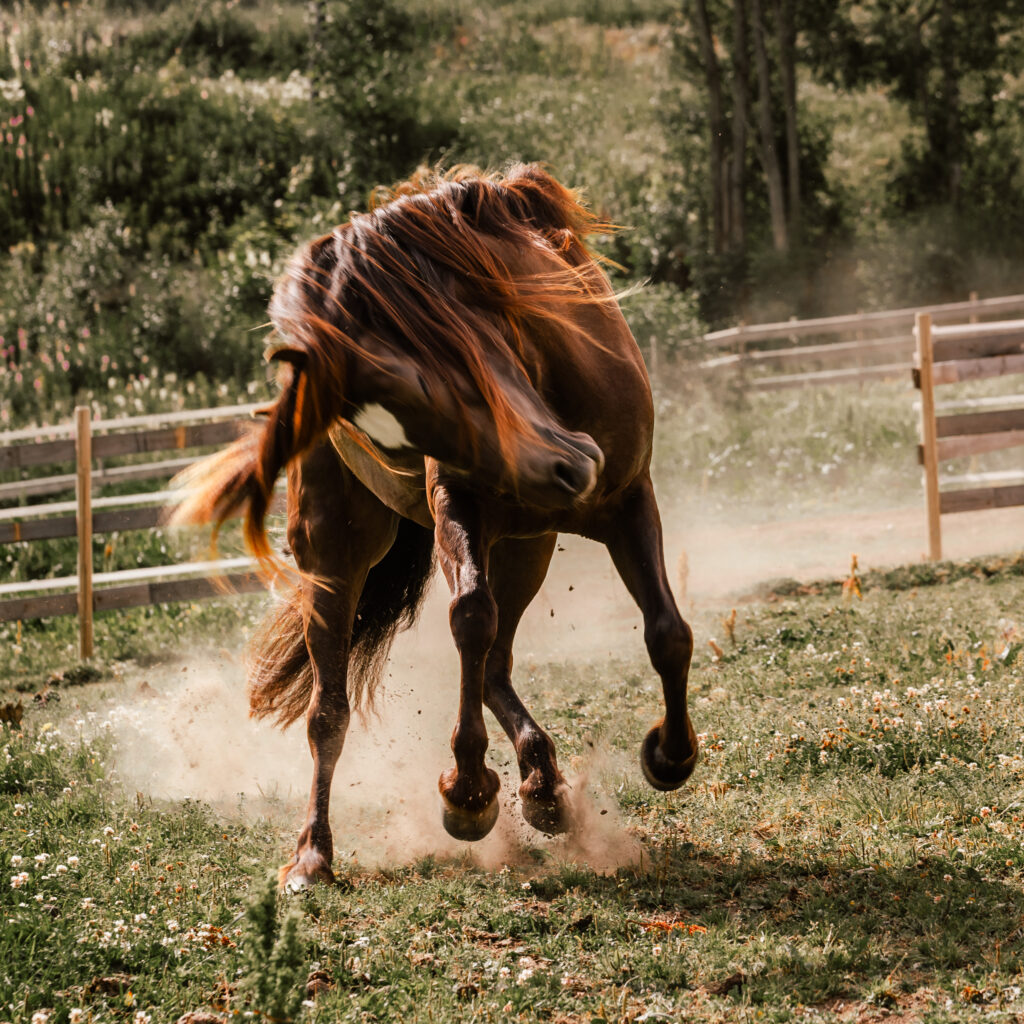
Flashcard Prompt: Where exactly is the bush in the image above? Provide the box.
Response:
[0,206,279,426]
[2,68,336,255]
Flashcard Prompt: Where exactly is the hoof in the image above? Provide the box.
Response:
[439,769,501,841]
[520,779,573,836]
[640,719,699,792]
[279,852,334,892]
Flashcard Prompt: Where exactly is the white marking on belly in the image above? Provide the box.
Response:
[353,403,412,451]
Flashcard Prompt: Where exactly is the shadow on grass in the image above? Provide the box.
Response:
[482,838,1022,1008]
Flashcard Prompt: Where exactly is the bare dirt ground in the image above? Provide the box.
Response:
[522,501,1024,631]
[672,502,1024,602]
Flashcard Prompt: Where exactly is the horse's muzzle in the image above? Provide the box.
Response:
[548,432,604,504]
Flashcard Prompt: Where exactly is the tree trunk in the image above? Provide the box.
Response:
[693,0,728,254]
[750,0,788,252]
[728,0,749,252]
[308,0,326,104]
[775,0,799,237]
[939,0,962,204]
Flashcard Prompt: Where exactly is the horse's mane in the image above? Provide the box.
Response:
[266,163,617,466]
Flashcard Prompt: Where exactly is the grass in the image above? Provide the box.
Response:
[2,554,1023,1022]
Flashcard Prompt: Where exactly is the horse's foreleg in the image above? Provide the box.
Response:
[433,486,501,841]
[603,477,699,791]
[484,534,572,834]
[279,446,396,890]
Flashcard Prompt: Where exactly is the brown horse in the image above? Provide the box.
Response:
[172,164,699,890]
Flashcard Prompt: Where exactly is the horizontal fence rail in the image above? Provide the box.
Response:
[0,565,264,623]
[699,293,1024,391]
[704,293,1024,348]
[0,403,274,658]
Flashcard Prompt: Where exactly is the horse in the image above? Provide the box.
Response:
[171,164,699,890]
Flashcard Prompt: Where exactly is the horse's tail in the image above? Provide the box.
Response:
[169,358,323,573]
[247,516,436,726]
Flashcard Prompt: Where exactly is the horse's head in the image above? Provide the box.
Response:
[345,338,605,508]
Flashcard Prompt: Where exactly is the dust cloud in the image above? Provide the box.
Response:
[104,487,1023,874]
[106,535,650,873]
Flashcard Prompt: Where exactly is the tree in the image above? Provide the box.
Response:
[691,0,727,253]
[683,0,806,255]
[749,0,788,251]
[804,0,1024,212]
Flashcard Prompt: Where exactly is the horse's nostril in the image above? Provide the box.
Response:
[553,460,580,492]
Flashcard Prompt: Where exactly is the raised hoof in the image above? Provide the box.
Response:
[520,781,573,836]
[438,770,501,843]
[640,720,700,792]
[279,853,334,892]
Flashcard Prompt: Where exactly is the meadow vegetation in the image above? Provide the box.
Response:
[2,2,1024,1020]
[2,558,1024,1022]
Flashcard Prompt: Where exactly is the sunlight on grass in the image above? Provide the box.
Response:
[2,561,1022,1021]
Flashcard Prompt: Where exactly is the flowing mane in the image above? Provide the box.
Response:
[267,163,617,463]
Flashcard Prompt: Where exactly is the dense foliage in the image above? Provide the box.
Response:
[2,0,1024,428]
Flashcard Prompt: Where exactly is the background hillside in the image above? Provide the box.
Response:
[2,0,1023,428]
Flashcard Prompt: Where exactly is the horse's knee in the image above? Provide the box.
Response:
[449,587,498,655]
[645,611,693,678]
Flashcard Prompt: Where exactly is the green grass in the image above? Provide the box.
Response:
[2,557,1023,1022]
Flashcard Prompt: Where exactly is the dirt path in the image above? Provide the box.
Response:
[509,502,1024,661]
[674,502,1024,601]
[99,499,1021,862]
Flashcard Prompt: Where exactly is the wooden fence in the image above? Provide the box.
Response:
[4,297,1022,658]
[914,313,1024,560]
[699,292,1024,390]
[0,404,271,658]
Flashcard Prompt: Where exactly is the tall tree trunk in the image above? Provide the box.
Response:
[750,0,788,252]
[939,0,962,204]
[308,0,326,105]
[775,0,799,237]
[729,0,749,252]
[693,0,728,254]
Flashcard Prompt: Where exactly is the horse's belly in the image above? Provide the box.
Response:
[328,424,433,528]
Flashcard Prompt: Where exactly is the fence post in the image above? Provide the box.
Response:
[915,313,942,561]
[75,405,94,660]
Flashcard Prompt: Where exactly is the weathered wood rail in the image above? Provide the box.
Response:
[700,292,1024,390]
[0,404,273,658]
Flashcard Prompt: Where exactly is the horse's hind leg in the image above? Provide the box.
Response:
[484,534,573,834]
[602,476,699,790]
[279,444,397,890]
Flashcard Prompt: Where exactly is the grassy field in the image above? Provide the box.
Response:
[2,552,1024,1023]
